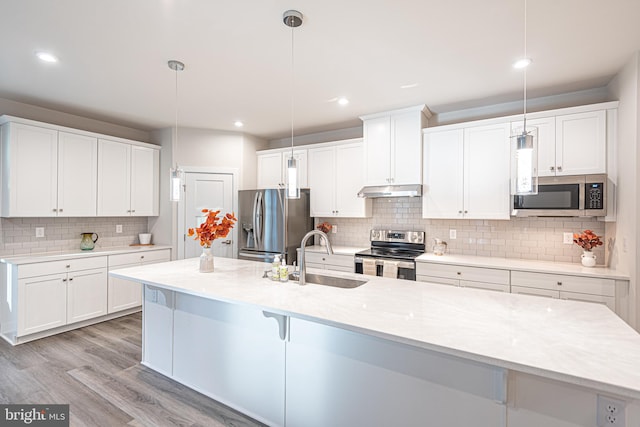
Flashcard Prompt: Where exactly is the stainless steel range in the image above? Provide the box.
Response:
[354,229,425,280]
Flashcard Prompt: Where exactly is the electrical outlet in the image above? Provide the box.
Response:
[116,224,123,233]
[449,229,457,240]
[332,225,337,234]
[597,394,626,426]
[563,232,574,244]
[35,227,45,238]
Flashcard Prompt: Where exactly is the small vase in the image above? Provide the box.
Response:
[581,250,596,267]
[199,246,214,273]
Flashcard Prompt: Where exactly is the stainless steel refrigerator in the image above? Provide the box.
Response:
[238,188,312,264]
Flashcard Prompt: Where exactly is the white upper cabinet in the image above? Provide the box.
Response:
[511,107,608,177]
[0,122,97,217]
[130,145,160,216]
[423,122,511,220]
[98,140,159,216]
[555,110,606,175]
[0,116,160,218]
[307,140,371,218]
[58,131,98,216]
[361,105,429,186]
[257,148,307,189]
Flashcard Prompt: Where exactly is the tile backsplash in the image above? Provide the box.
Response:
[0,217,149,257]
[317,197,607,265]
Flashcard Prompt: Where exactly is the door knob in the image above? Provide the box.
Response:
[221,240,232,245]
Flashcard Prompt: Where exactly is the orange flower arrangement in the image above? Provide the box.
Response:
[188,209,237,247]
[573,229,603,251]
[316,222,332,234]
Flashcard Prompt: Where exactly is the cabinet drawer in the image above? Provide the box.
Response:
[416,275,459,287]
[109,249,171,268]
[559,291,615,310]
[305,252,354,268]
[416,262,509,285]
[460,280,510,293]
[511,271,615,296]
[18,256,107,278]
[511,285,558,299]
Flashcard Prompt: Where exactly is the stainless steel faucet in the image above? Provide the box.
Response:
[298,230,334,286]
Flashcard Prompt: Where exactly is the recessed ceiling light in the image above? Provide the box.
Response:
[36,52,58,63]
[234,120,244,128]
[337,97,349,105]
[400,83,419,89]
[513,58,532,69]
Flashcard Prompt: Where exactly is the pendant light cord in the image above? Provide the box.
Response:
[290,23,295,158]
[174,66,179,169]
[523,0,528,132]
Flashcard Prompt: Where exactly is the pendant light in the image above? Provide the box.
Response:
[511,0,538,196]
[283,10,302,199]
[168,59,185,202]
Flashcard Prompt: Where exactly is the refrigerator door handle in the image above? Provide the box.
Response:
[253,191,260,249]
[256,191,264,249]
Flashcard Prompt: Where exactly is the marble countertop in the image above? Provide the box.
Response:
[299,245,368,255]
[417,253,629,280]
[0,245,173,265]
[111,256,640,399]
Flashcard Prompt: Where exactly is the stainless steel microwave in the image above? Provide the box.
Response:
[512,174,607,217]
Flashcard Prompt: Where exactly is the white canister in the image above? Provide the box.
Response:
[139,233,152,245]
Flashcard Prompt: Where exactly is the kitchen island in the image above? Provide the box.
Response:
[111,257,640,427]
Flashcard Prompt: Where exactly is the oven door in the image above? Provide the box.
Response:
[354,257,416,280]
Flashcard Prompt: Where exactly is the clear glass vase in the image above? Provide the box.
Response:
[199,246,214,273]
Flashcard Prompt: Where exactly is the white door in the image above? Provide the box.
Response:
[130,146,159,216]
[58,131,98,216]
[511,117,556,177]
[66,268,108,324]
[464,123,511,219]
[335,142,368,217]
[422,129,464,219]
[363,115,391,185]
[308,146,336,217]
[97,139,131,216]
[257,152,283,188]
[555,110,606,175]
[392,111,422,185]
[183,172,234,259]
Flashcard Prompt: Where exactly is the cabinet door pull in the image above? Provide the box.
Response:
[458,210,462,214]
[68,277,73,281]
[52,208,57,212]
[557,166,562,172]
[59,208,63,212]
[550,166,555,172]
[66,264,71,268]
[457,271,461,275]
[557,281,563,286]
[62,278,67,282]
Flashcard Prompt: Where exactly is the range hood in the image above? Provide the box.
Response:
[357,184,422,198]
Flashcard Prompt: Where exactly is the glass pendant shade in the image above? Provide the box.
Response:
[511,128,538,195]
[169,166,184,202]
[286,157,300,199]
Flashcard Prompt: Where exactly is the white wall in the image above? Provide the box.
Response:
[149,127,267,257]
[0,97,152,142]
[606,51,640,328]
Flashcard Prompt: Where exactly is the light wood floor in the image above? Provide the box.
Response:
[0,313,266,427]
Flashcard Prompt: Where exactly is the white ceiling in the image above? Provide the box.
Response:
[1,0,639,140]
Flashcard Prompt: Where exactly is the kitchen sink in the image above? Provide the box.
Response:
[292,273,368,289]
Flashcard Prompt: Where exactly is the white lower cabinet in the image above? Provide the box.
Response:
[107,249,171,313]
[16,256,107,338]
[299,251,354,272]
[511,271,616,310]
[416,262,510,293]
[18,273,68,336]
[286,317,506,427]
[66,268,108,324]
